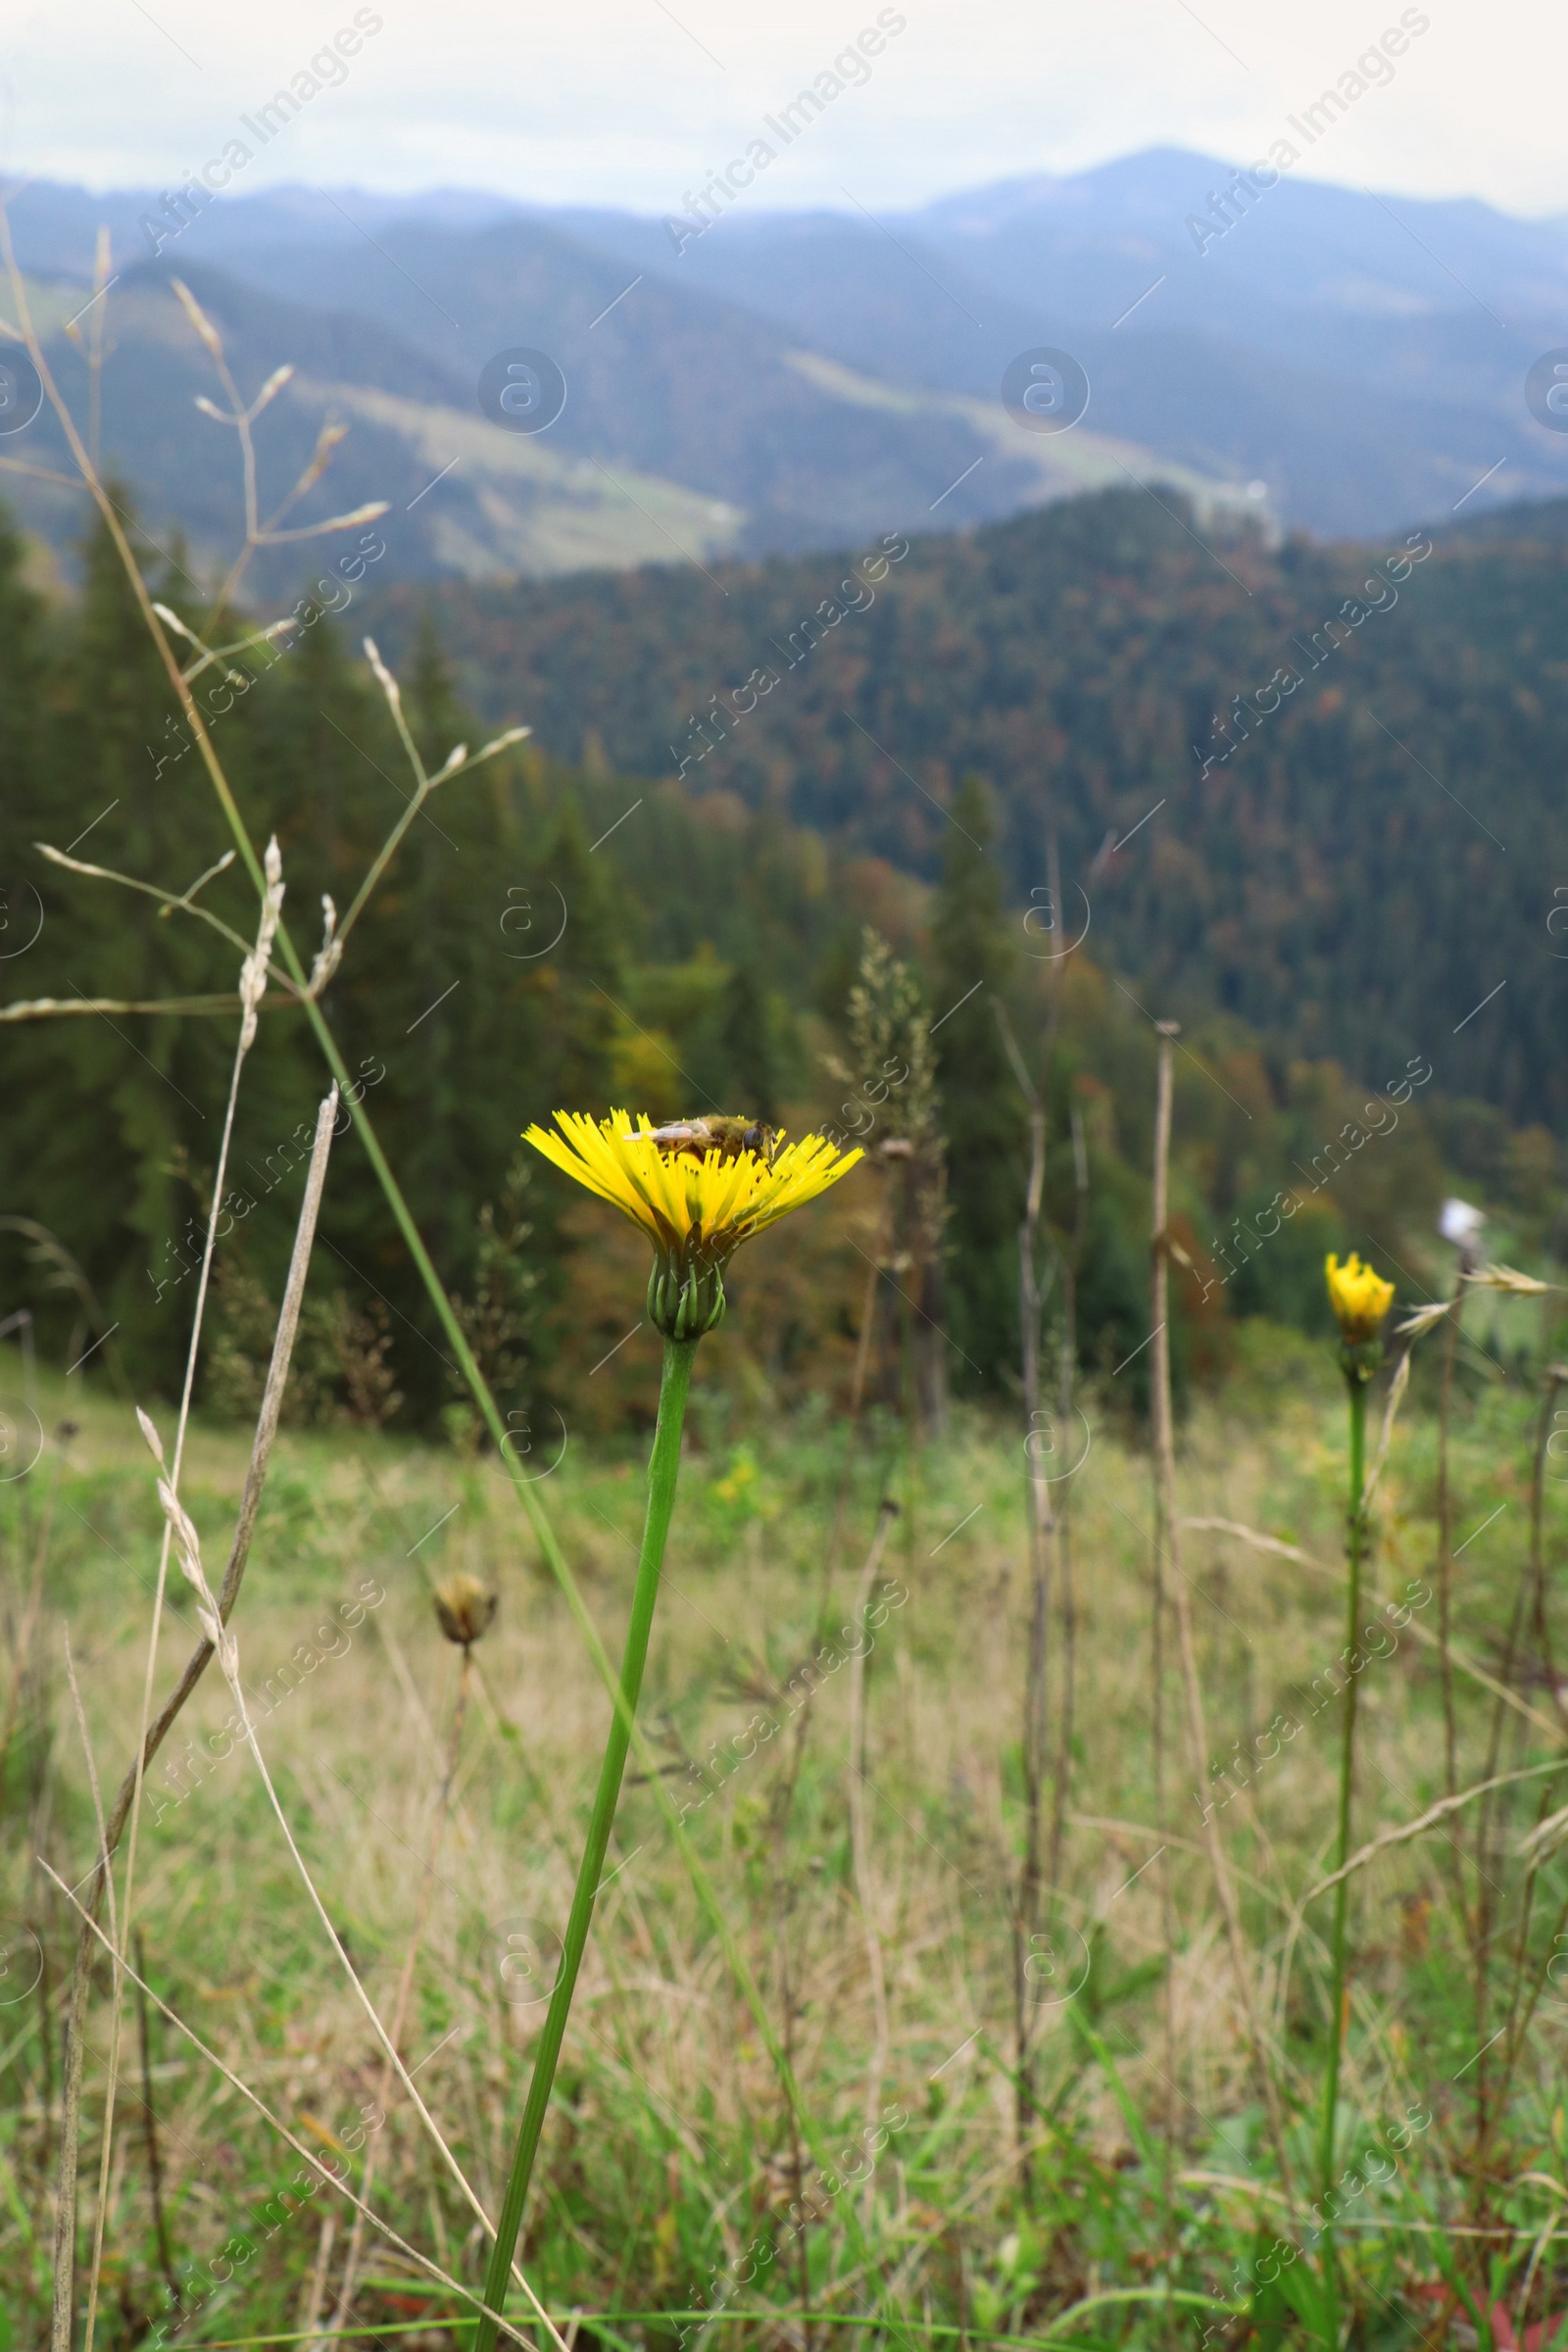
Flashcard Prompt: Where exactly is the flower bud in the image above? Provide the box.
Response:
[433,1572,498,1648]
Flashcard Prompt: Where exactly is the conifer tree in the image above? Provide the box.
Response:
[1,502,235,1385]
[0,505,44,810]
[535,797,625,1112]
[704,957,786,1122]
[928,774,1026,1382]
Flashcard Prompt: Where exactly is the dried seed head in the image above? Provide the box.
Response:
[238,836,285,1050]
[310,893,342,994]
[433,1572,498,1649]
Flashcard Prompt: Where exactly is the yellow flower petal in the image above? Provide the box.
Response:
[1325,1251,1396,1344]
[523,1111,861,1265]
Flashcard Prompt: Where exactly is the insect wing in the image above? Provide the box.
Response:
[645,1120,713,1154]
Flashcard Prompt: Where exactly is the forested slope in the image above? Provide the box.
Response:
[370,489,1568,1128]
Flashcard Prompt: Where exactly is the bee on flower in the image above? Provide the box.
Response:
[523,1108,860,1340]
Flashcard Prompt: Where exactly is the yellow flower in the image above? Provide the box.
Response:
[523,1110,861,1339]
[1325,1251,1395,1345]
[712,1448,760,1507]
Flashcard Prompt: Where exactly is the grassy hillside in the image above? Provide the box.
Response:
[4,1310,1568,2343]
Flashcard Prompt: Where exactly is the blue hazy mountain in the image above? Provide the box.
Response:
[4,147,1567,583]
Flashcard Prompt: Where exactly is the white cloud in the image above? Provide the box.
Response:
[2,0,1564,220]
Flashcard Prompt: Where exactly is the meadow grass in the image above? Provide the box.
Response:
[4,1318,1568,2349]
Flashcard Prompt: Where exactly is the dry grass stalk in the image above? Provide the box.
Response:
[1048,1100,1090,1899]
[847,1497,901,2183]
[1436,1292,1464,1819]
[139,1456,566,2346]
[992,996,1055,2162]
[37,1867,540,2346]
[53,859,286,2350]
[1149,1023,1296,2208]
[1185,1515,1566,1745]
[130,1926,179,2317]
[45,1080,335,2340]
[61,1628,120,2352]
[320,1589,494,2342]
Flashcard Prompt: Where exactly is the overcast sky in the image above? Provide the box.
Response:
[2,0,1560,221]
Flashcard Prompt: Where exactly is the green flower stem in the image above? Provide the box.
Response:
[1318,1370,1367,2323]
[473,1332,697,2352]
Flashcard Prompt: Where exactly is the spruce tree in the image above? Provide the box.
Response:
[720,960,784,1122]
[928,775,1026,1383]
[1,502,235,1387]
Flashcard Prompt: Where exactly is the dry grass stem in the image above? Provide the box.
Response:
[36,1865,541,2347]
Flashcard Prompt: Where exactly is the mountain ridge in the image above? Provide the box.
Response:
[3,146,1566,586]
